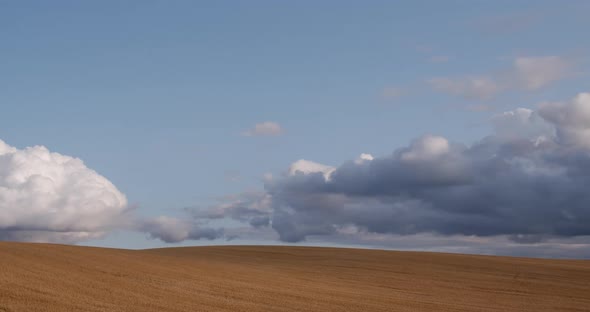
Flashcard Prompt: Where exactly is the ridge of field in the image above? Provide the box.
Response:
[0,242,589,311]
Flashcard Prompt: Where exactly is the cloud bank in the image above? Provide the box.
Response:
[4,92,590,258]
[200,92,590,255]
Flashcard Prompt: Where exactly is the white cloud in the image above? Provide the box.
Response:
[242,121,284,137]
[538,92,590,148]
[354,153,374,164]
[0,140,128,243]
[288,159,336,181]
[430,56,573,100]
[513,56,571,90]
[400,135,451,162]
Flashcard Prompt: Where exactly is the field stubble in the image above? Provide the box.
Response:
[0,242,589,311]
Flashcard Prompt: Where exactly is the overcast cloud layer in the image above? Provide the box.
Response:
[196,92,590,256]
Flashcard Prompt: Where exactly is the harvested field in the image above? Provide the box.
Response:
[0,242,589,311]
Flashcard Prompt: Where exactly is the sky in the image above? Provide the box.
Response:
[1,1,590,258]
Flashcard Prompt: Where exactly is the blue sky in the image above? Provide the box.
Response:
[1,1,590,257]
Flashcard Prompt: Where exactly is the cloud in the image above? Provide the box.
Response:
[288,159,336,181]
[429,56,572,100]
[429,76,500,100]
[201,92,590,252]
[189,191,272,229]
[491,107,554,140]
[138,216,223,243]
[308,232,590,259]
[354,153,374,164]
[512,56,571,90]
[0,140,224,244]
[399,135,452,162]
[538,93,590,148]
[241,121,284,137]
[0,140,129,243]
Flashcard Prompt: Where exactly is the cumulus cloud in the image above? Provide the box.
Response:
[354,153,374,164]
[538,93,590,148]
[241,121,284,137]
[0,140,129,243]
[202,92,590,251]
[288,159,336,181]
[491,108,554,140]
[0,140,223,244]
[429,56,572,100]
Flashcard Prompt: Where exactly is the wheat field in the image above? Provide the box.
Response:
[0,242,589,311]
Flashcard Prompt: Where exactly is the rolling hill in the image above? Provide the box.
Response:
[0,242,589,311]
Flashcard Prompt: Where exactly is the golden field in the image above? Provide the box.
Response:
[0,242,589,311]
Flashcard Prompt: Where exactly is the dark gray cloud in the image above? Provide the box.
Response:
[204,93,590,251]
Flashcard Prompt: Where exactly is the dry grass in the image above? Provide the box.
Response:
[0,242,589,311]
